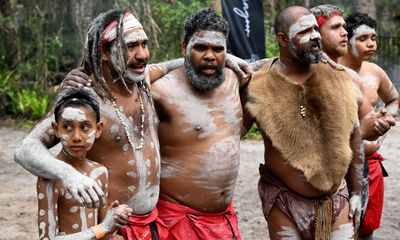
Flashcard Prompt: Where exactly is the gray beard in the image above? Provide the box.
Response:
[289,39,323,64]
[184,60,225,91]
[109,44,145,84]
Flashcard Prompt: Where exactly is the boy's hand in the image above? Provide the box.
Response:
[113,204,133,228]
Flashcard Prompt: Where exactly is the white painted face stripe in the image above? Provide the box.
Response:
[61,107,87,122]
[185,31,227,63]
[349,25,376,57]
[288,14,319,40]
[87,130,96,145]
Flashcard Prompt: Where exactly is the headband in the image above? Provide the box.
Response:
[102,12,148,45]
[316,12,343,26]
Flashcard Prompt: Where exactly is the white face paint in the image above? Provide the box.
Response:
[349,24,376,57]
[185,30,227,61]
[87,130,96,145]
[61,107,87,122]
[288,14,321,41]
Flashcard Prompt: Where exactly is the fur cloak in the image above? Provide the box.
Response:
[246,61,358,191]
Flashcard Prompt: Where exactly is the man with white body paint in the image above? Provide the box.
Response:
[150,9,247,239]
[15,10,180,239]
[37,87,131,240]
[246,6,364,239]
[339,12,399,239]
[310,5,397,235]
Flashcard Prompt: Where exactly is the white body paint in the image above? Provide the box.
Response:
[61,107,87,122]
[330,223,354,240]
[349,25,376,57]
[277,226,302,240]
[288,14,320,40]
[46,181,56,239]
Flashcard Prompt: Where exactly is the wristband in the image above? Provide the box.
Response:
[92,224,106,239]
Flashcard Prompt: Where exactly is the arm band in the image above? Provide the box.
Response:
[92,224,106,239]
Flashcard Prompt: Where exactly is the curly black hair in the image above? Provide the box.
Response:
[54,88,100,123]
[182,8,228,44]
[345,12,377,40]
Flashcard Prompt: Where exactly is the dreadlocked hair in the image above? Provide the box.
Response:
[81,9,129,100]
[345,12,377,40]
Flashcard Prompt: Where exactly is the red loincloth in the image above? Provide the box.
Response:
[359,152,385,237]
[157,199,241,240]
[118,207,169,240]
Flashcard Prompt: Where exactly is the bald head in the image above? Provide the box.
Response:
[274,6,311,36]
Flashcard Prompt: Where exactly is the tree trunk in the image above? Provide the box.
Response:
[351,0,377,19]
[71,0,94,43]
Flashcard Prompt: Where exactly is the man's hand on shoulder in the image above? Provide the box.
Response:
[62,169,105,209]
[225,53,252,87]
[61,67,92,90]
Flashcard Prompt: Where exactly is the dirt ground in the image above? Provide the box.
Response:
[1,124,399,239]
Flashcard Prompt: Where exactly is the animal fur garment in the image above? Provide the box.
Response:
[247,62,358,191]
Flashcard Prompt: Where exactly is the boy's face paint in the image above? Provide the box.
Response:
[54,106,102,160]
[349,24,377,59]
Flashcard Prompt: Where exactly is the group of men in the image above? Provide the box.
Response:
[14,3,397,240]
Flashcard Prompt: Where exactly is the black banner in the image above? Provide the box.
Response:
[222,0,266,62]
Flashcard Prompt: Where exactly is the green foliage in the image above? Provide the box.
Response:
[149,0,213,62]
[243,123,262,140]
[264,20,279,57]
[9,89,50,118]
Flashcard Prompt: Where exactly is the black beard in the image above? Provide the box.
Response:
[184,60,225,91]
[289,39,323,64]
[109,44,145,84]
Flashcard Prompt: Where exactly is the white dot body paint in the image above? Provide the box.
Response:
[38,193,45,200]
[65,192,72,199]
[39,221,46,239]
[72,223,79,230]
[88,212,93,219]
[128,185,136,192]
[110,124,120,134]
[288,14,320,41]
[349,24,376,57]
[69,206,79,213]
[126,171,137,179]
[61,107,87,122]
[128,160,135,166]
[123,143,129,152]
[39,209,46,216]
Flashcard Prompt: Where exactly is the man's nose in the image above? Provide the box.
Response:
[203,49,216,61]
[135,46,148,61]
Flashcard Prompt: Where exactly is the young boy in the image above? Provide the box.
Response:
[37,88,129,240]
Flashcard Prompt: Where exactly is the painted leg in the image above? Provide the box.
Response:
[267,205,301,240]
[331,201,354,240]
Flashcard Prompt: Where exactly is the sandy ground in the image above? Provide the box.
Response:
[1,124,399,239]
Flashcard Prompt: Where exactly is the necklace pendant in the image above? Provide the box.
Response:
[300,105,306,118]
